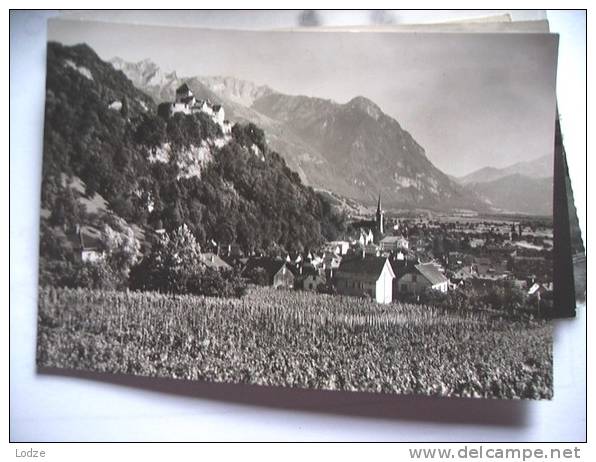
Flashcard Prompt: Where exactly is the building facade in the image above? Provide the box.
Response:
[397,263,449,295]
[335,255,395,304]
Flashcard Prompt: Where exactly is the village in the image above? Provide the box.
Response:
[213,195,555,307]
[71,84,555,310]
[81,190,549,310]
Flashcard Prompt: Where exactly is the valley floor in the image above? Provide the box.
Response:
[36,286,553,399]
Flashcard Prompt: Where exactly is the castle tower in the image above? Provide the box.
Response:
[376,193,384,235]
[175,83,193,103]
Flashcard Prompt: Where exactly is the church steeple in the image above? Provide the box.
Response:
[376,193,384,235]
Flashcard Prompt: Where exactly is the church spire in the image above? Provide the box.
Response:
[376,193,384,235]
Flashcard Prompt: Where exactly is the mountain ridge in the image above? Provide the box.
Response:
[465,173,553,216]
[110,56,550,215]
[458,154,552,185]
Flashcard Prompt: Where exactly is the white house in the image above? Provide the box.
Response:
[335,255,395,304]
[322,252,342,270]
[212,104,225,125]
[379,235,409,252]
[326,240,350,256]
[108,100,122,111]
[358,229,374,246]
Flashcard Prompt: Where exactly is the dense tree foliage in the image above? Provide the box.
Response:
[129,225,246,297]
[40,41,346,272]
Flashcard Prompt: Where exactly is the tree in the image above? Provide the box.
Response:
[130,224,200,294]
[245,267,269,286]
[101,223,141,280]
[120,95,129,118]
[50,186,82,231]
[129,223,245,297]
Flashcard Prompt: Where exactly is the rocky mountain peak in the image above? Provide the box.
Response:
[198,75,275,106]
[346,95,383,120]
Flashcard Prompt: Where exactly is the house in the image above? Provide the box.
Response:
[175,83,193,101]
[325,240,350,256]
[195,99,213,115]
[212,104,225,125]
[469,238,485,249]
[302,273,326,291]
[322,252,342,271]
[472,257,509,281]
[78,228,104,263]
[357,229,375,246]
[200,252,232,271]
[379,235,409,252]
[334,255,395,304]
[528,282,553,298]
[358,243,380,257]
[309,253,324,269]
[397,262,449,295]
[451,266,474,284]
[108,100,122,111]
[243,257,295,289]
[295,265,326,291]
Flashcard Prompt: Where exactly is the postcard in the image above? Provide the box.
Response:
[37,18,559,399]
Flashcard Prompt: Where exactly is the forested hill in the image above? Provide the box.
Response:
[41,42,345,254]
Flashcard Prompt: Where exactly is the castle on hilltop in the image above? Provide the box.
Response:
[160,83,232,135]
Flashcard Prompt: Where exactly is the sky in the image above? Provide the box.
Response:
[48,18,559,177]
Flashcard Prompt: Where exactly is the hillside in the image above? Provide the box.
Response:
[41,42,346,262]
[112,57,490,212]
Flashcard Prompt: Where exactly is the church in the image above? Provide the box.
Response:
[352,194,385,244]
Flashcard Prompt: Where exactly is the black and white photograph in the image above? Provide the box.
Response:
[36,18,560,400]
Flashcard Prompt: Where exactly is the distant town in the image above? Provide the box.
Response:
[60,82,554,314]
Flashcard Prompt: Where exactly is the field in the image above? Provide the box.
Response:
[37,286,553,399]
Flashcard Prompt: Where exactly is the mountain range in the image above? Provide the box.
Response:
[456,155,553,215]
[457,155,552,185]
[111,57,553,215]
[110,58,487,212]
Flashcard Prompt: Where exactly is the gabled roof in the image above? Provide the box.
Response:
[79,229,103,251]
[243,257,292,280]
[200,252,232,270]
[337,256,394,281]
[415,263,448,286]
[380,235,407,244]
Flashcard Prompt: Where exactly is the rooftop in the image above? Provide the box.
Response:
[415,263,448,286]
[201,252,232,270]
[337,255,392,280]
